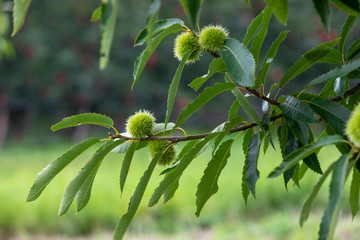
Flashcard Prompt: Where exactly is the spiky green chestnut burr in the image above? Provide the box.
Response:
[174,32,201,63]
[199,25,229,52]
[149,140,176,166]
[126,110,155,138]
[346,103,360,148]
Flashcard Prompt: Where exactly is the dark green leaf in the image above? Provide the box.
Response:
[163,178,179,203]
[76,164,100,212]
[313,0,331,32]
[148,133,219,207]
[246,133,261,197]
[268,135,344,178]
[179,0,203,28]
[99,0,117,70]
[303,153,323,174]
[133,23,184,88]
[51,113,114,131]
[242,156,250,204]
[134,18,184,46]
[307,96,350,134]
[262,112,275,149]
[319,153,350,240]
[175,82,236,128]
[220,39,256,87]
[279,39,339,88]
[319,79,336,97]
[307,59,360,87]
[326,126,350,154]
[120,142,138,194]
[26,138,100,202]
[188,58,226,90]
[349,167,360,219]
[228,100,241,121]
[339,15,357,59]
[291,163,301,188]
[243,128,254,156]
[300,162,335,227]
[319,49,343,64]
[348,89,360,110]
[346,39,360,60]
[283,131,298,188]
[12,0,32,36]
[279,96,317,123]
[265,0,287,25]
[58,140,124,216]
[334,77,349,97]
[243,8,264,46]
[278,124,288,157]
[145,0,161,45]
[196,139,234,216]
[113,152,161,240]
[285,117,309,145]
[330,0,359,15]
[257,31,289,85]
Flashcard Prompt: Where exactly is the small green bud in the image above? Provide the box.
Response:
[126,110,155,138]
[346,103,360,148]
[174,32,201,63]
[149,140,176,166]
[199,25,229,52]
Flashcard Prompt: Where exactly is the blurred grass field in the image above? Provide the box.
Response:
[0,137,359,240]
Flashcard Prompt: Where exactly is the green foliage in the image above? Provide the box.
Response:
[17,1,360,240]
[12,0,32,36]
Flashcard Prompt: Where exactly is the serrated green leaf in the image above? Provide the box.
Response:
[220,39,256,87]
[51,113,114,131]
[225,74,262,128]
[144,0,161,46]
[319,79,336,97]
[279,39,339,88]
[307,96,350,134]
[196,139,234,216]
[303,153,323,174]
[175,82,236,128]
[163,178,179,203]
[348,89,360,110]
[334,77,349,97]
[243,128,254,156]
[283,131,298,188]
[188,58,226,90]
[165,49,192,130]
[58,140,124,216]
[242,156,250,204]
[349,167,360,219]
[243,9,264,47]
[307,59,360,88]
[319,153,350,240]
[285,116,309,145]
[12,0,32,36]
[26,138,100,202]
[330,0,359,15]
[113,152,161,240]
[120,142,138,194]
[265,0,288,25]
[134,18,184,46]
[257,31,289,85]
[250,6,272,69]
[179,0,203,28]
[228,100,241,121]
[246,133,261,197]
[99,0,117,70]
[291,163,301,188]
[76,164,100,212]
[279,96,317,123]
[319,49,343,64]
[268,135,344,178]
[339,15,357,59]
[132,23,184,88]
[262,112,275,149]
[148,133,219,207]
[313,0,331,32]
[91,6,102,22]
[346,39,360,60]
[300,162,335,227]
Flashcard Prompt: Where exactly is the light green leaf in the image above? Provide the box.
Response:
[246,134,261,197]
[349,167,360,219]
[228,100,241,121]
[188,58,226,90]
[313,0,331,32]
[307,59,360,87]
[179,0,203,28]
[153,122,176,136]
[163,178,180,203]
[279,39,339,88]
[330,0,359,15]
[26,138,100,202]
[148,132,219,207]
[134,18,184,46]
[91,6,102,22]
[12,0,32,36]
[120,142,138,194]
[279,96,317,123]
[243,8,264,47]
[165,49,192,130]
[99,0,117,70]
[51,113,114,131]
[144,0,161,45]
[334,77,349,97]
[265,0,288,25]
[268,135,344,178]
[339,15,357,59]
[174,82,236,128]
[58,140,124,216]
[76,164,100,212]
[225,74,262,128]
[113,152,161,240]
[300,162,335,227]
[220,39,256,87]
[196,139,234,216]
[319,153,350,240]
[132,23,184,88]
[257,31,289,85]
[346,39,360,60]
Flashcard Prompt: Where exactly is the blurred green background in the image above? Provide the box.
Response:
[0,0,360,239]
